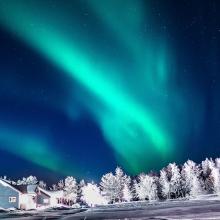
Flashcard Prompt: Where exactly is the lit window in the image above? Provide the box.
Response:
[43,199,49,203]
[9,197,16,203]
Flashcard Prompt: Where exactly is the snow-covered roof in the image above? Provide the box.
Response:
[38,187,63,198]
[0,178,39,195]
[37,187,52,197]
[0,179,21,194]
[14,184,37,194]
[0,179,63,198]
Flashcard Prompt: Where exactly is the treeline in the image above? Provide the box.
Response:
[3,158,220,207]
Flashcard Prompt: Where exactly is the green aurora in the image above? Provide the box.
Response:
[0,0,198,174]
[0,127,76,175]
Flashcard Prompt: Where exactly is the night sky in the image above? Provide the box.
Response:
[0,0,220,183]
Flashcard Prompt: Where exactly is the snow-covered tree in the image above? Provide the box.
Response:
[77,179,85,203]
[181,160,202,197]
[201,158,215,193]
[134,174,158,201]
[210,166,220,194]
[79,179,85,188]
[212,158,220,194]
[26,176,38,184]
[57,180,64,190]
[215,158,220,169]
[100,172,118,203]
[64,176,78,202]
[17,177,24,185]
[81,182,107,207]
[50,179,65,191]
[115,167,130,202]
[100,167,130,203]
[166,163,181,198]
[6,157,220,205]
[159,169,170,199]
[39,180,47,189]
[17,176,38,185]
[122,179,132,202]
[51,184,58,191]
[202,158,215,175]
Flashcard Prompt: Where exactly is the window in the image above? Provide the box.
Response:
[43,199,49,203]
[9,197,16,203]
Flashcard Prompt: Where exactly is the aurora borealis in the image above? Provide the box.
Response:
[0,0,220,182]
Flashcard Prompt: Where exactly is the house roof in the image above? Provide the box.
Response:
[37,187,51,197]
[0,179,63,198]
[14,184,37,194]
[37,187,64,198]
[0,179,21,194]
[0,178,38,194]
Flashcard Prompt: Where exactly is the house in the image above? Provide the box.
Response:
[15,184,38,210]
[49,190,64,206]
[35,187,50,207]
[0,179,38,210]
[0,179,21,209]
[36,187,64,207]
[0,179,64,210]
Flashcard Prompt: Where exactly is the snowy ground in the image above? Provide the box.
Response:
[2,195,220,219]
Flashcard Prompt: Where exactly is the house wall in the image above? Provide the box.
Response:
[20,194,36,210]
[36,192,50,206]
[0,181,19,209]
[50,190,64,206]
